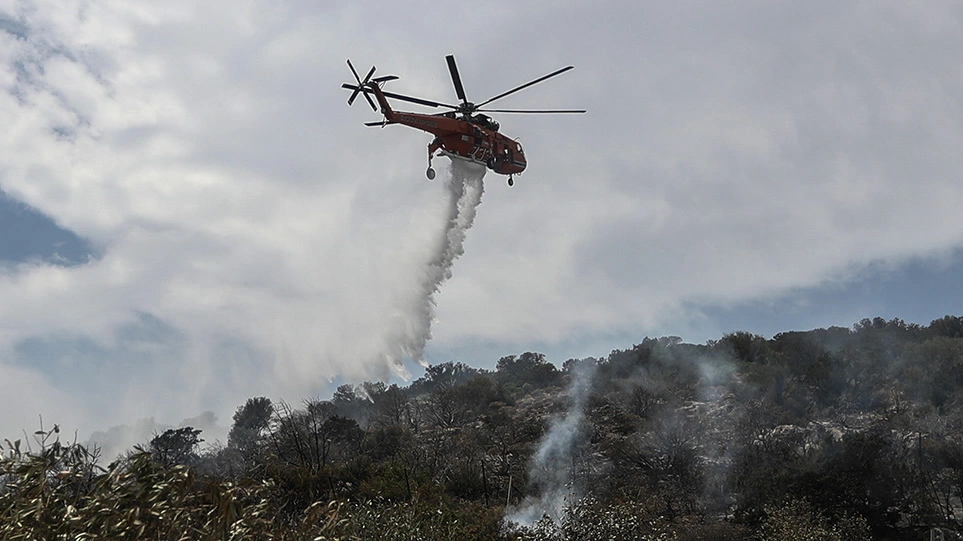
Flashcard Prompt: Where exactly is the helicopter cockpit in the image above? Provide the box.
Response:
[473,114,499,132]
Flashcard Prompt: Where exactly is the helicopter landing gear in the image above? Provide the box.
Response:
[426,149,436,181]
[425,137,442,180]
[507,176,514,187]
[426,138,441,181]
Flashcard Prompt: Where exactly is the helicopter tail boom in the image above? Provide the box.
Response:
[366,83,396,120]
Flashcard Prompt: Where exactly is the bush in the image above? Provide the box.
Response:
[760,499,871,541]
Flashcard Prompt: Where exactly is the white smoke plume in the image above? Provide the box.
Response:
[508,361,598,526]
[382,159,486,369]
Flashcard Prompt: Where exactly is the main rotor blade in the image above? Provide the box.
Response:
[341,83,456,109]
[478,108,586,114]
[380,89,456,109]
[446,54,467,104]
[477,65,575,108]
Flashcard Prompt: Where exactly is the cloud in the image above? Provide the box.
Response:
[434,1,963,343]
[1,1,962,447]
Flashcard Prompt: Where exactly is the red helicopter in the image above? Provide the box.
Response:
[342,55,584,186]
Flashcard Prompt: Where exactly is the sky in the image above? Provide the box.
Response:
[2,1,963,451]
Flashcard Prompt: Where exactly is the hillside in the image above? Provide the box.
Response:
[4,315,963,539]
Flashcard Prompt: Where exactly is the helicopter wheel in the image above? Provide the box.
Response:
[426,167,436,180]
[486,157,495,169]
[507,176,514,187]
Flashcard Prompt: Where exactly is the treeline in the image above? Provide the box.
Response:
[4,316,963,539]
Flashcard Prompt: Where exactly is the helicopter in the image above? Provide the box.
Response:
[341,55,584,186]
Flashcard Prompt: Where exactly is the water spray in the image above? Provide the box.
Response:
[383,160,485,370]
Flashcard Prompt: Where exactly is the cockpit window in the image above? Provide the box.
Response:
[516,143,523,152]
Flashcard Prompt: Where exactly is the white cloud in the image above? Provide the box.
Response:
[0,362,86,438]
[1,0,962,445]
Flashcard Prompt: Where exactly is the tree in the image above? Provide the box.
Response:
[332,384,359,405]
[495,352,560,389]
[410,362,480,396]
[267,400,362,473]
[371,384,415,430]
[227,396,273,458]
[623,412,705,516]
[419,374,505,429]
[149,427,203,467]
[717,331,767,363]
[929,315,963,339]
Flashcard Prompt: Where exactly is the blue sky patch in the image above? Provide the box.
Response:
[0,189,97,266]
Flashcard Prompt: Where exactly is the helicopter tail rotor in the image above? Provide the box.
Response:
[344,59,398,111]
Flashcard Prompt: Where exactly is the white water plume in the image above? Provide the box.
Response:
[508,361,598,527]
[383,160,486,369]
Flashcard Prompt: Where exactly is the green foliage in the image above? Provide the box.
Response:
[496,352,561,390]
[11,314,963,539]
[929,315,963,339]
[718,331,767,364]
[338,498,504,540]
[355,462,429,502]
[410,361,482,396]
[0,437,348,540]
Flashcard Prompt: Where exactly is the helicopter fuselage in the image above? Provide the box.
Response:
[370,83,526,176]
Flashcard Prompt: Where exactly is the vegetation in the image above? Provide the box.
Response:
[5,315,963,539]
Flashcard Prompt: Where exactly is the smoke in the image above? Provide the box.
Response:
[507,361,598,526]
[382,159,486,369]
